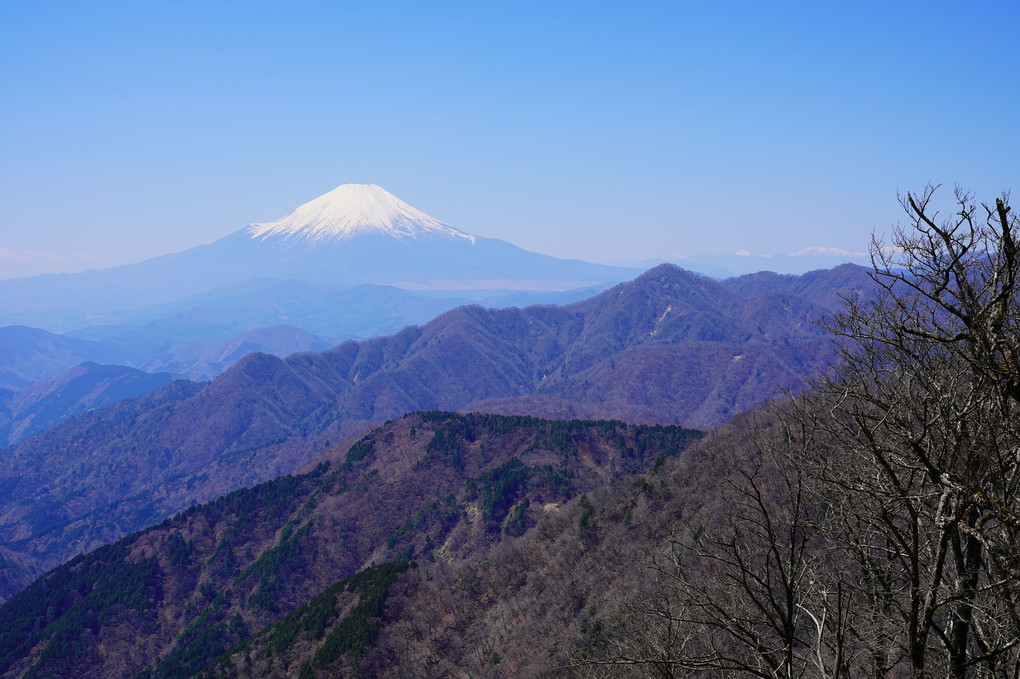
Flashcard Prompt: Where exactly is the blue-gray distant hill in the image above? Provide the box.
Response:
[64,280,609,351]
[139,325,332,381]
[0,362,175,445]
[0,326,152,390]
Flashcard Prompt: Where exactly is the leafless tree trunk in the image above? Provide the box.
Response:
[790,185,1020,678]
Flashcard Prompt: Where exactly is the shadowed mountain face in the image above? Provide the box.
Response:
[0,412,704,679]
[0,263,872,601]
[0,324,330,438]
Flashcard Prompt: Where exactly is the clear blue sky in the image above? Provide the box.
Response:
[1,1,1018,278]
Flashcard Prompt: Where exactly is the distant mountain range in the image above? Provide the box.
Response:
[0,184,638,332]
[672,248,874,277]
[137,325,331,381]
[0,282,613,394]
[0,262,873,601]
[0,183,636,403]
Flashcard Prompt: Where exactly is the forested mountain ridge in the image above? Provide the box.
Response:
[0,411,703,678]
[0,263,872,601]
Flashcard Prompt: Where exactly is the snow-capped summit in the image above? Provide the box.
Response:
[247,183,476,244]
[792,246,865,257]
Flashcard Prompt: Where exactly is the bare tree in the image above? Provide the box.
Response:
[790,185,1020,678]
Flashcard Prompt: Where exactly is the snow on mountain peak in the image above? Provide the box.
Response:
[247,184,476,243]
[791,246,867,257]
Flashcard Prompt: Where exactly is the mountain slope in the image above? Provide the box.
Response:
[65,280,466,344]
[0,412,703,679]
[0,263,872,601]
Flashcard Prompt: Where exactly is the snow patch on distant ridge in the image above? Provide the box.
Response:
[248,183,476,244]
[792,246,868,257]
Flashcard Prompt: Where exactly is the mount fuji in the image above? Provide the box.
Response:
[248,183,477,243]
[0,184,637,331]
